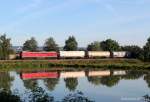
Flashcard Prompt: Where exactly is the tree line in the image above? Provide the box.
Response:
[0,34,150,61]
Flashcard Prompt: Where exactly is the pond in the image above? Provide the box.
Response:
[0,68,150,102]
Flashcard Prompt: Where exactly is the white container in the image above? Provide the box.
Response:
[113,51,129,58]
[9,54,16,60]
[88,70,110,77]
[59,51,85,58]
[60,71,85,78]
[113,71,126,75]
[88,51,110,58]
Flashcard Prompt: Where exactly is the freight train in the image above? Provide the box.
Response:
[16,51,130,59]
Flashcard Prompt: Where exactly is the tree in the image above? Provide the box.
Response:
[87,41,101,51]
[43,37,58,51]
[100,39,120,51]
[144,37,150,61]
[121,45,144,59]
[64,36,78,51]
[23,37,38,51]
[0,34,12,60]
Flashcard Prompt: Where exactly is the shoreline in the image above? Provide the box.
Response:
[0,59,149,70]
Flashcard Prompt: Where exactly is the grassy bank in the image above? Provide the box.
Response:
[0,59,149,70]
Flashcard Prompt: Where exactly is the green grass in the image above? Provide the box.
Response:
[0,59,149,70]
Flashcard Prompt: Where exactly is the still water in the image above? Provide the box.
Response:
[0,68,150,102]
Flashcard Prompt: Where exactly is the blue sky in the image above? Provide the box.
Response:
[0,0,150,47]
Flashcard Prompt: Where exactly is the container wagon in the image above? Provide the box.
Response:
[60,71,85,78]
[88,70,110,77]
[87,51,110,58]
[21,51,58,59]
[113,70,126,76]
[59,51,85,58]
[112,51,130,58]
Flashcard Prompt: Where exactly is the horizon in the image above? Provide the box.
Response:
[0,0,150,47]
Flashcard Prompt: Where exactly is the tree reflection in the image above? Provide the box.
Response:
[23,79,38,90]
[144,74,150,88]
[143,94,150,102]
[62,91,94,102]
[28,87,54,102]
[122,70,144,80]
[0,87,95,102]
[0,89,20,102]
[64,78,78,91]
[100,76,120,87]
[87,77,101,86]
[44,78,59,91]
[0,72,13,90]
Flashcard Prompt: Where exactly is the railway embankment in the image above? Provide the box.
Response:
[0,59,149,70]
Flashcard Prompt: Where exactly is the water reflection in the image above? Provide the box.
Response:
[0,72,14,90]
[0,68,150,102]
[23,80,38,90]
[64,78,78,91]
[0,87,94,102]
[144,74,150,88]
[100,76,120,87]
[44,78,59,91]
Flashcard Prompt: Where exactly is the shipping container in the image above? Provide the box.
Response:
[60,71,85,78]
[21,72,58,80]
[113,71,126,76]
[9,54,17,60]
[88,51,110,58]
[21,51,58,58]
[59,51,85,58]
[112,51,130,58]
[88,70,110,77]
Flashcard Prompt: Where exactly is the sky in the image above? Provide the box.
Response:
[0,0,150,47]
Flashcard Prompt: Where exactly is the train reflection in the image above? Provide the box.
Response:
[21,70,127,80]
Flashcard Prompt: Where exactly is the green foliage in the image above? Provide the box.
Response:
[87,41,101,51]
[43,37,59,51]
[100,39,120,51]
[0,59,149,70]
[64,36,78,51]
[23,37,38,51]
[144,37,150,61]
[0,34,12,60]
[121,45,144,59]
[0,90,20,102]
